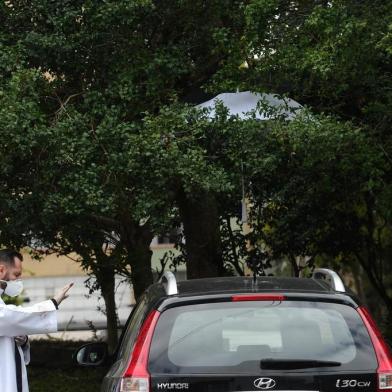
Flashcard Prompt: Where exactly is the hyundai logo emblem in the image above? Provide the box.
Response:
[254,377,276,390]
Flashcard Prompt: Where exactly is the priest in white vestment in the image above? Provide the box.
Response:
[0,249,73,392]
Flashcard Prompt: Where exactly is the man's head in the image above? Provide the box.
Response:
[0,249,23,282]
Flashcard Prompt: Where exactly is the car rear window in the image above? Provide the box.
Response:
[148,300,377,374]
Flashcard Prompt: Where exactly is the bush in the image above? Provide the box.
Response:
[28,340,106,392]
[29,367,103,392]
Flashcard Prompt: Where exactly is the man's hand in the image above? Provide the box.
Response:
[53,282,74,306]
[14,335,28,347]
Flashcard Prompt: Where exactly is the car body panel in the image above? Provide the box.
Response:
[150,372,376,392]
[73,274,390,392]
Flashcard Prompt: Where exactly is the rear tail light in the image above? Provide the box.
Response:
[120,310,160,392]
[357,307,392,391]
[379,374,392,390]
[120,378,149,392]
[232,294,286,302]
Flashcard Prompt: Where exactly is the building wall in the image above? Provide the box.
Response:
[23,275,133,331]
[20,243,181,278]
[18,242,184,339]
[22,252,84,277]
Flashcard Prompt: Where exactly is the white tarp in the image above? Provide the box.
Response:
[197,91,301,120]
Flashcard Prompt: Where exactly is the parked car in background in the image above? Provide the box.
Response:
[75,269,392,392]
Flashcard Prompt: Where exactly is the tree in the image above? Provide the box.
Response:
[3,0,390,320]
[211,0,392,313]
[242,111,392,309]
[142,105,240,278]
[0,0,251,285]
[219,1,392,125]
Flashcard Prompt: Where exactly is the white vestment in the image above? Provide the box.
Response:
[0,296,58,392]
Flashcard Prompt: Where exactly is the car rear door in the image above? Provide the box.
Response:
[148,298,379,391]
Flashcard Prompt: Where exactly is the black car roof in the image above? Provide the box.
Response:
[171,276,335,296]
[145,274,359,312]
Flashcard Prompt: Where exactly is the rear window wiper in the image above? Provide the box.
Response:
[260,358,342,369]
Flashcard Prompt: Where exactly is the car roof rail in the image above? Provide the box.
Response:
[160,271,178,296]
[312,268,346,292]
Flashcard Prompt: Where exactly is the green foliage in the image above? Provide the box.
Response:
[227,0,392,310]
[0,0,249,294]
[246,113,383,254]
[239,111,392,309]
[0,0,391,324]
[2,293,24,306]
[237,0,392,126]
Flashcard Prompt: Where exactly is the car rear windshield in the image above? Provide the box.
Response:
[148,300,377,374]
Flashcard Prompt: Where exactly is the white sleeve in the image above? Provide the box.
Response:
[0,300,58,337]
[22,340,31,365]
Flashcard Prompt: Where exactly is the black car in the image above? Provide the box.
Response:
[75,268,392,392]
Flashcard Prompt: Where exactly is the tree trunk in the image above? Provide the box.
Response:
[177,189,224,279]
[74,243,120,355]
[121,220,154,300]
[354,249,392,310]
[99,266,118,355]
[127,242,154,299]
[355,195,392,310]
[289,254,300,277]
[352,266,366,306]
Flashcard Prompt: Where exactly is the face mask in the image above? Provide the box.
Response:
[0,279,23,297]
